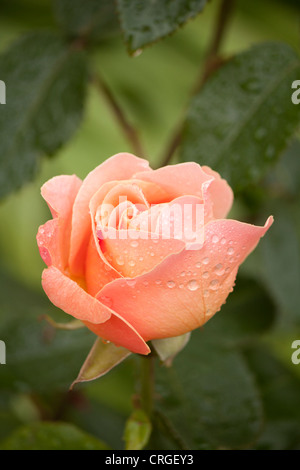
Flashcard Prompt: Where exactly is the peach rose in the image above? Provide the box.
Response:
[37,153,273,355]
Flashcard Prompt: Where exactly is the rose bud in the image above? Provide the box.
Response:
[37,153,273,355]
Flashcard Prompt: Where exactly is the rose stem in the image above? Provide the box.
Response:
[158,0,235,169]
[91,72,146,158]
[140,354,155,417]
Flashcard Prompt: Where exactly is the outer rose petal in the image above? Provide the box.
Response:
[42,266,111,324]
[134,162,212,199]
[69,153,151,276]
[37,219,62,269]
[96,217,273,342]
[42,266,150,355]
[41,175,82,269]
[201,166,233,219]
[85,235,121,297]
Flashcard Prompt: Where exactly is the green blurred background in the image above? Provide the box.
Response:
[0,0,300,450]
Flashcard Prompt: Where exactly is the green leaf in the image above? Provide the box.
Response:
[54,0,120,44]
[152,333,191,365]
[0,32,88,199]
[124,409,152,450]
[116,0,208,53]
[155,333,263,449]
[257,205,300,325]
[71,338,131,389]
[244,345,300,450]
[0,268,95,393]
[181,42,300,191]
[0,422,109,450]
[205,276,275,346]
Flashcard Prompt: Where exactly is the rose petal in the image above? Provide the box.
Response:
[41,175,82,269]
[102,229,185,277]
[37,219,62,269]
[133,162,212,199]
[85,235,120,297]
[42,266,111,324]
[69,153,151,276]
[42,266,150,355]
[84,316,150,355]
[96,217,273,341]
[202,166,234,219]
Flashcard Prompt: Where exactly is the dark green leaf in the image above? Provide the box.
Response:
[0,32,88,199]
[0,421,109,450]
[116,0,208,53]
[54,0,120,44]
[0,268,95,393]
[257,206,300,325]
[155,330,263,449]
[244,345,300,449]
[205,276,275,346]
[181,42,300,191]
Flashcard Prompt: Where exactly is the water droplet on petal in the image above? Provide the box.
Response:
[202,271,209,279]
[214,263,224,275]
[187,280,199,291]
[203,257,209,265]
[128,260,135,267]
[155,279,162,285]
[167,281,176,289]
[227,247,234,255]
[220,237,226,245]
[130,240,139,248]
[212,235,219,243]
[195,262,201,268]
[116,256,124,266]
[209,279,219,290]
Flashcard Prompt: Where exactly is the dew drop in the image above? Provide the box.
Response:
[116,256,124,266]
[155,279,162,285]
[202,271,209,279]
[40,228,44,234]
[220,237,226,245]
[127,279,136,288]
[203,257,209,265]
[128,260,135,267]
[130,240,139,248]
[212,235,219,243]
[187,280,199,291]
[99,295,113,308]
[167,281,176,289]
[214,263,224,275]
[227,247,234,255]
[209,279,219,290]
[180,271,186,277]
[254,127,266,141]
[195,262,201,268]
